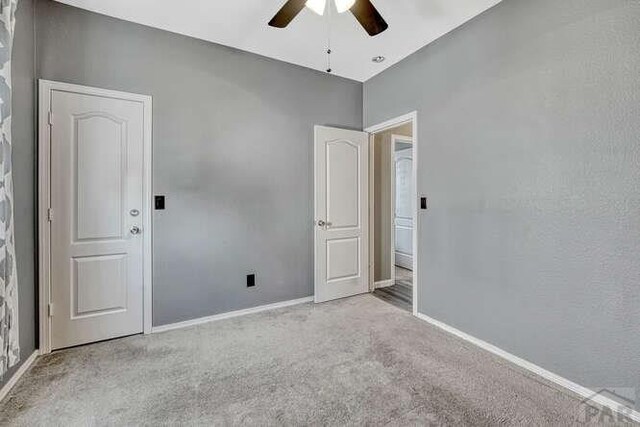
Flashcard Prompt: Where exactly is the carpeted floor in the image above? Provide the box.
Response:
[0,295,614,425]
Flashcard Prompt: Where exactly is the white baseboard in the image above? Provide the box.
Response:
[415,312,640,423]
[375,280,393,289]
[152,296,314,334]
[0,350,39,403]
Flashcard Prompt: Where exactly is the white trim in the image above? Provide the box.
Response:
[415,313,640,423]
[374,280,393,289]
[0,351,39,403]
[365,112,415,134]
[368,134,375,292]
[38,80,153,354]
[151,297,313,334]
[365,111,419,315]
[389,136,395,287]
[38,81,52,355]
[391,135,413,145]
[141,91,153,335]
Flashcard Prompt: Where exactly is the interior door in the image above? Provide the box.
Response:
[394,147,413,270]
[314,126,369,303]
[50,89,145,349]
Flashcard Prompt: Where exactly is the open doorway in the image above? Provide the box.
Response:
[366,113,417,313]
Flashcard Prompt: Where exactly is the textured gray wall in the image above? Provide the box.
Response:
[2,0,36,388]
[36,0,362,326]
[364,0,640,395]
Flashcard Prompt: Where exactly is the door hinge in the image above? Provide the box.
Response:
[48,111,54,126]
[48,303,54,317]
[47,208,54,222]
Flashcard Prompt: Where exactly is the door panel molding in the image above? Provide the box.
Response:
[73,112,127,242]
[38,80,153,354]
[326,139,361,229]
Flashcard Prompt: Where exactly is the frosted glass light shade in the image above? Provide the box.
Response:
[306,0,326,15]
[335,0,356,13]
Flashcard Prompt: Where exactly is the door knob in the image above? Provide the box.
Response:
[317,220,333,228]
[130,226,141,235]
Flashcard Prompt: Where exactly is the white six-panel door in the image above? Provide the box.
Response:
[49,89,146,349]
[394,147,414,270]
[314,126,369,303]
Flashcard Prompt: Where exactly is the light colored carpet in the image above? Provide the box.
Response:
[0,295,617,425]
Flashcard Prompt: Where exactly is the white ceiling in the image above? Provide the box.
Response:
[53,0,502,82]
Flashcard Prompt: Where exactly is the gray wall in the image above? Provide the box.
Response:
[364,0,640,396]
[36,0,362,326]
[2,0,37,388]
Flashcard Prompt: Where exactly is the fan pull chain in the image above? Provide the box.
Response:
[326,1,332,73]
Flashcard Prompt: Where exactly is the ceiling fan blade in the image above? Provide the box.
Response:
[268,0,308,28]
[350,0,388,36]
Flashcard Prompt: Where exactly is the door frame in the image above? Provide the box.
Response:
[365,111,418,315]
[390,134,413,279]
[38,80,153,354]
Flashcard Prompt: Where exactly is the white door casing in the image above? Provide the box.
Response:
[39,81,152,352]
[394,144,413,270]
[365,112,418,315]
[314,126,369,303]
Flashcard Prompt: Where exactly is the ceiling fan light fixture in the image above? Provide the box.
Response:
[306,0,326,15]
[269,0,388,37]
[335,0,356,13]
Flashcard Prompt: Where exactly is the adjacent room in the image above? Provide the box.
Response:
[370,120,415,312]
[0,0,638,424]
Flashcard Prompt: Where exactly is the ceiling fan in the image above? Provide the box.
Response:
[269,0,388,36]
